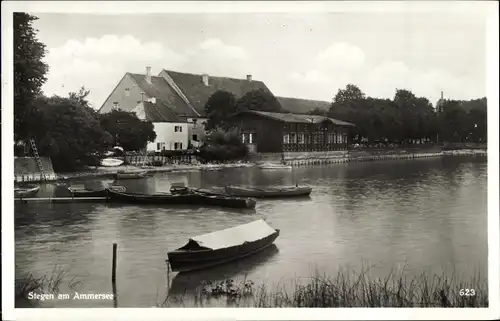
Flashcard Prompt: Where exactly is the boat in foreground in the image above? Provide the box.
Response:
[225,185,312,198]
[115,170,148,180]
[167,219,280,272]
[14,184,40,198]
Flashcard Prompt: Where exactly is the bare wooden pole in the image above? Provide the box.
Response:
[112,243,118,307]
[112,243,117,283]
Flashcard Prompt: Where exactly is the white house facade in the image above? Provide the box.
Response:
[148,122,189,152]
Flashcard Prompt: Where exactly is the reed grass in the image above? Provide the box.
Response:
[160,267,488,308]
[15,266,81,303]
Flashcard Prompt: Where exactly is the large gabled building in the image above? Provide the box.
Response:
[99,67,273,151]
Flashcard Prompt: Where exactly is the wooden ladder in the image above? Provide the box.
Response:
[29,138,47,181]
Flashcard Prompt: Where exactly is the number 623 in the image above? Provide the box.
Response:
[459,289,476,296]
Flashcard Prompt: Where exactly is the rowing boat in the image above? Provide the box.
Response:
[115,170,148,180]
[167,219,280,272]
[168,244,279,295]
[259,163,292,170]
[225,185,312,198]
[105,187,256,209]
[14,184,40,198]
[105,188,198,204]
[193,190,256,209]
[68,185,126,197]
[100,158,124,167]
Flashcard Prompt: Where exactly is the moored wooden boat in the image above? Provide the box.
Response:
[170,182,190,195]
[194,190,257,209]
[225,185,312,198]
[105,187,199,204]
[259,163,292,170]
[68,185,126,197]
[100,158,124,167]
[168,244,279,295]
[167,219,280,272]
[14,184,40,198]
[105,187,255,209]
[115,170,148,180]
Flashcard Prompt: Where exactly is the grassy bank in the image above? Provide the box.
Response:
[15,265,487,308]
[15,266,82,307]
[161,269,488,308]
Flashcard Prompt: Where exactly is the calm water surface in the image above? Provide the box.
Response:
[15,156,488,307]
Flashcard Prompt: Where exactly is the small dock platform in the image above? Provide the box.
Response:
[15,197,108,204]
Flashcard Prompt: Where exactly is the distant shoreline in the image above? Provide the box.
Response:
[14,148,487,184]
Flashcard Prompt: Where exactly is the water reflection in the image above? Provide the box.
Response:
[168,244,279,296]
[14,157,488,307]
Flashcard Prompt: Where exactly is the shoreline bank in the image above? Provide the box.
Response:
[14,148,487,183]
[16,265,487,308]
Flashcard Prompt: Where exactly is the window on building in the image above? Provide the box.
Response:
[125,88,130,97]
[174,142,183,150]
[112,102,119,110]
[290,133,297,144]
[283,133,290,144]
[157,142,165,151]
[241,133,254,144]
[192,134,198,141]
[174,126,183,132]
[297,133,305,144]
[342,134,347,143]
[313,132,320,143]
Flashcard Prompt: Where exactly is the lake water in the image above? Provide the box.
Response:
[14,156,488,307]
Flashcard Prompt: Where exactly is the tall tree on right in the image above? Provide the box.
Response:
[333,84,366,103]
[14,13,49,141]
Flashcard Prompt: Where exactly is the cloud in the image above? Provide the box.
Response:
[42,35,252,107]
[316,42,366,72]
[42,36,485,108]
[283,42,485,104]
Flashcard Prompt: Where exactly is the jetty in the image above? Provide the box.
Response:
[15,197,108,204]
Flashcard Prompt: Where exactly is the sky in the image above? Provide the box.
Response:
[32,11,489,109]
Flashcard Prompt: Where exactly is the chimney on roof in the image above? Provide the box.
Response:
[246,74,252,82]
[148,97,156,104]
[202,73,209,86]
[440,91,443,99]
[146,66,152,84]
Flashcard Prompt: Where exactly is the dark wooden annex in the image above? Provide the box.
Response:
[227,110,355,153]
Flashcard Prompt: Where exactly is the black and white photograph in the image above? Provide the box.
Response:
[2,1,499,320]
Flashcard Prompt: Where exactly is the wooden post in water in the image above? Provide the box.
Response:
[112,243,117,283]
[111,243,118,307]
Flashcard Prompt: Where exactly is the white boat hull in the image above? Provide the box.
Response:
[100,158,124,167]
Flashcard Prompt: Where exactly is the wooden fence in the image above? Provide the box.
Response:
[125,154,199,166]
